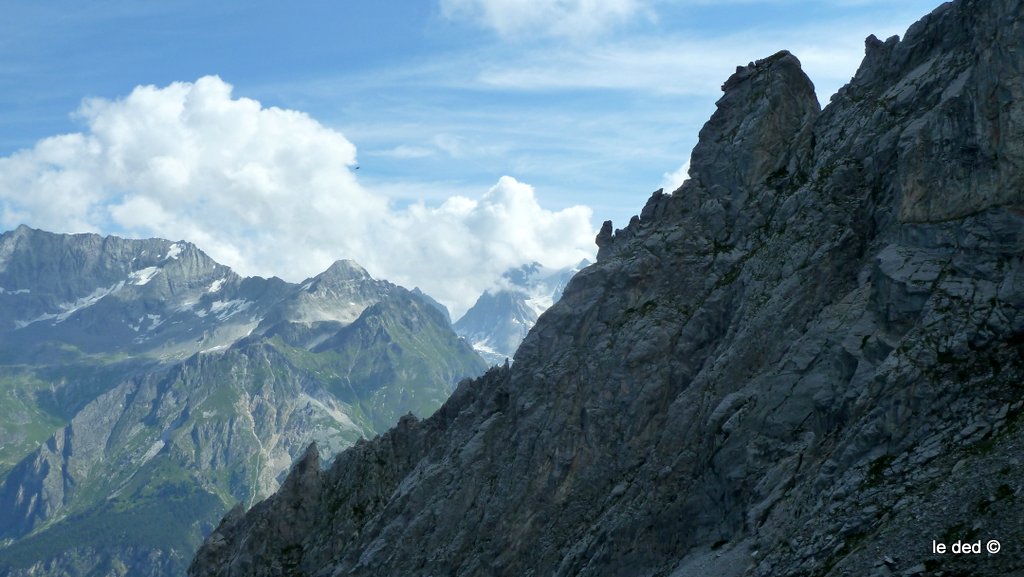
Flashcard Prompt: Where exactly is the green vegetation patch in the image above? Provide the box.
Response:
[0,476,224,570]
[0,371,67,474]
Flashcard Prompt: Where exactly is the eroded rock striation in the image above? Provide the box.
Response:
[189,1,1024,576]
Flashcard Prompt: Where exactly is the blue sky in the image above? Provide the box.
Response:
[0,0,942,316]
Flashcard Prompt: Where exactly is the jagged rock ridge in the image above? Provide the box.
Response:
[190,2,1024,576]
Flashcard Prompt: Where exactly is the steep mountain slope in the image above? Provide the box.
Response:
[0,231,486,577]
[189,2,1024,576]
[0,227,299,475]
[455,261,588,364]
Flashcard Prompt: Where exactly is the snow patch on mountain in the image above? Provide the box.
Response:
[455,259,589,364]
[163,243,183,260]
[524,295,552,319]
[208,278,226,293]
[146,314,164,331]
[207,299,253,321]
[130,266,160,286]
[15,281,127,328]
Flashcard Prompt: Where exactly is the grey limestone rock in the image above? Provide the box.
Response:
[189,1,1024,576]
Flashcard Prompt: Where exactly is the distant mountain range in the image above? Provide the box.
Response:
[0,225,487,577]
[454,260,589,364]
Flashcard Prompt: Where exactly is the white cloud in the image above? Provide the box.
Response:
[660,160,689,194]
[433,133,467,158]
[470,5,930,102]
[475,28,881,103]
[373,144,436,159]
[440,0,648,39]
[0,76,595,318]
[384,177,595,312]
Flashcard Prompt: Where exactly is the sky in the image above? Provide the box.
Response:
[0,0,943,318]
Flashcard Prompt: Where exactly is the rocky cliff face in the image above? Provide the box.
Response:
[189,1,1024,576]
[0,230,486,577]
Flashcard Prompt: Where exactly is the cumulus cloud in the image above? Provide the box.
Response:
[440,0,648,39]
[660,160,690,194]
[383,177,594,310]
[0,76,595,318]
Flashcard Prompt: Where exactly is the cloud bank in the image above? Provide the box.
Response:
[0,76,595,318]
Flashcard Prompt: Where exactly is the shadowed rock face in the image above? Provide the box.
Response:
[189,1,1024,576]
[690,51,820,210]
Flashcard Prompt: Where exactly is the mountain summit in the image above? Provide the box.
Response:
[454,260,589,364]
[189,1,1024,576]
